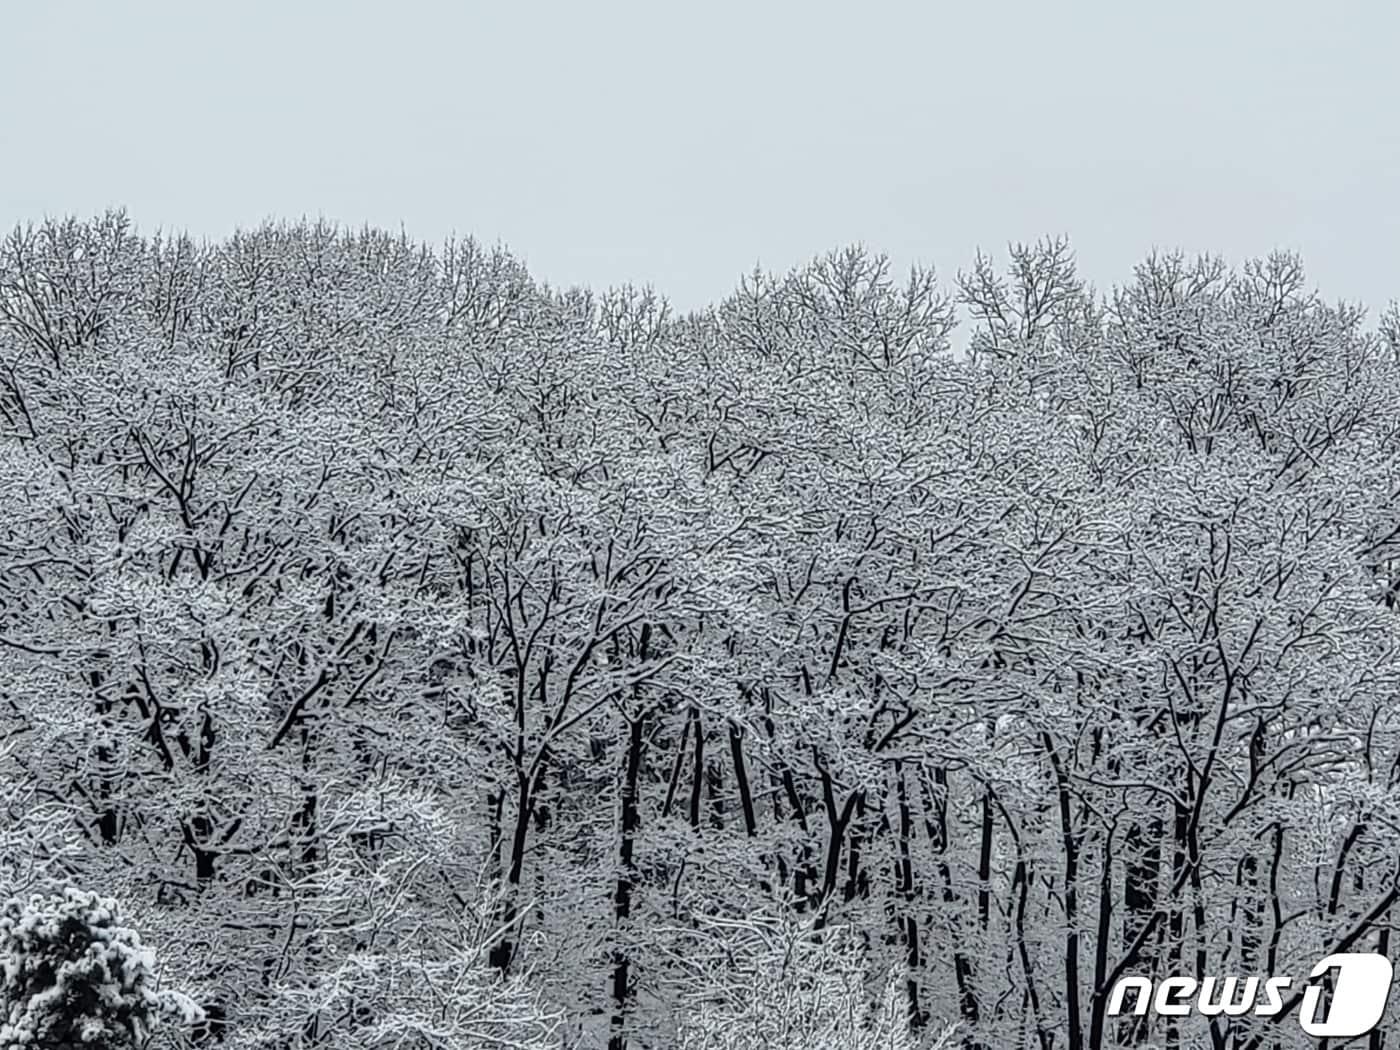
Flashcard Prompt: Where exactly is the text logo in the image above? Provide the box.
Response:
[1107,953,1393,1038]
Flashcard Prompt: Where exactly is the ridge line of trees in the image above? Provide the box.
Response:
[3,210,1399,1050]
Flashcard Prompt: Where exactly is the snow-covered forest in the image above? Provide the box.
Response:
[3,211,1400,1050]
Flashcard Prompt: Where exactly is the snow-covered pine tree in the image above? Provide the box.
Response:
[0,887,203,1050]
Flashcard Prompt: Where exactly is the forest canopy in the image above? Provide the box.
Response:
[2,211,1399,1050]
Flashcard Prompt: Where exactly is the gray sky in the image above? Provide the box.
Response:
[4,0,1397,323]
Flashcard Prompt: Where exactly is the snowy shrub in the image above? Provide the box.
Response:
[667,910,957,1050]
[0,887,203,1050]
[228,945,562,1050]
[224,879,563,1050]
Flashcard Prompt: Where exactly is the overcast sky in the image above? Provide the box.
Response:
[4,0,1397,326]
